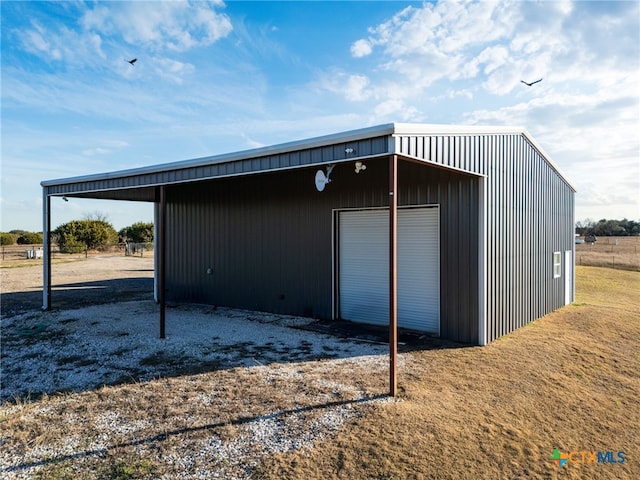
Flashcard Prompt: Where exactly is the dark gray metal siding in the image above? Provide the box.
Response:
[397,132,575,343]
[396,134,487,175]
[43,136,389,197]
[165,157,480,343]
[42,125,574,345]
[484,134,574,343]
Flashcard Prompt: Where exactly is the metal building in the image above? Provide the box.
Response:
[41,123,576,347]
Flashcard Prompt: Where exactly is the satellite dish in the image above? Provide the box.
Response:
[315,170,329,191]
[314,165,335,192]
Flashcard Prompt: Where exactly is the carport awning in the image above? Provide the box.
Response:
[42,122,563,202]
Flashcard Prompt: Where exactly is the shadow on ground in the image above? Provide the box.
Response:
[0,277,154,317]
[298,319,472,353]
[2,276,470,404]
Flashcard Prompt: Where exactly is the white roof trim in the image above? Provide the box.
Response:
[41,124,395,187]
[392,123,576,191]
[41,122,575,191]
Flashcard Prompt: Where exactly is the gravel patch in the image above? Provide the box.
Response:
[1,300,388,401]
[1,300,397,479]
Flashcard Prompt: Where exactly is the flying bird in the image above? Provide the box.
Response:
[521,78,543,86]
[126,58,137,65]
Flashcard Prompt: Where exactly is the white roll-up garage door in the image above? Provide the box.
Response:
[338,207,440,333]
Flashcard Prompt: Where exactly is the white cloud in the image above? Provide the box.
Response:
[81,139,130,157]
[328,0,639,219]
[81,1,232,53]
[82,147,110,156]
[16,1,231,76]
[317,72,372,102]
[21,23,60,59]
[339,0,600,102]
[241,134,265,149]
[464,78,640,218]
[343,75,371,102]
[153,57,196,84]
[476,46,510,75]
[372,98,419,122]
[18,22,105,65]
[374,98,403,118]
[351,39,372,58]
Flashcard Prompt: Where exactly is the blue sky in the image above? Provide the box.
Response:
[1,0,638,232]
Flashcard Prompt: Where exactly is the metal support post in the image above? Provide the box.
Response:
[159,185,166,339]
[42,191,51,311]
[389,154,398,397]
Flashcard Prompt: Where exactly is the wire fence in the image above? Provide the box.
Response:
[575,236,640,272]
[0,242,155,263]
[3,237,637,271]
[124,242,154,257]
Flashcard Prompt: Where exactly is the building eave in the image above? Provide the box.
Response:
[41,122,576,193]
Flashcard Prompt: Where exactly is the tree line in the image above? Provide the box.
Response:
[576,218,640,237]
[1,218,154,253]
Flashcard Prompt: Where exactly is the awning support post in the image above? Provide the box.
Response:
[158,185,166,339]
[42,190,51,311]
[389,154,398,397]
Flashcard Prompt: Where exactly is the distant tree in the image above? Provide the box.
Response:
[119,222,154,244]
[578,218,640,236]
[53,219,118,253]
[619,218,640,236]
[575,219,595,236]
[84,211,111,223]
[16,232,43,244]
[0,233,16,245]
[55,231,86,254]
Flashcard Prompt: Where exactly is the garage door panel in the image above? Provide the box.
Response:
[338,210,388,324]
[338,207,440,333]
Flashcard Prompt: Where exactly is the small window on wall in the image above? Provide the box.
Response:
[553,252,562,278]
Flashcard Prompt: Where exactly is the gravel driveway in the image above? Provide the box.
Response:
[1,255,394,479]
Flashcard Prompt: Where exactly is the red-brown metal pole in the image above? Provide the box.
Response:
[43,191,52,311]
[159,185,166,339]
[389,154,398,397]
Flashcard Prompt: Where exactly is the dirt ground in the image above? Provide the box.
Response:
[1,255,393,479]
[254,266,640,480]
[0,255,155,317]
[1,259,638,479]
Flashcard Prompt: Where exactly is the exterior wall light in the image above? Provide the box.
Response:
[355,161,367,173]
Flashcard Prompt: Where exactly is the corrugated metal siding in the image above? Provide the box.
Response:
[42,125,575,345]
[165,158,480,343]
[395,134,487,175]
[484,134,574,343]
[396,132,574,343]
[44,136,389,197]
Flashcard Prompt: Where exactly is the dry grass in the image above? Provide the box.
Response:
[254,266,640,479]
[0,257,86,269]
[576,236,640,271]
[1,360,388,479]
[1,266,638,479]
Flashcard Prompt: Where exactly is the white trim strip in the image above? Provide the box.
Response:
[478,176,488,345]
